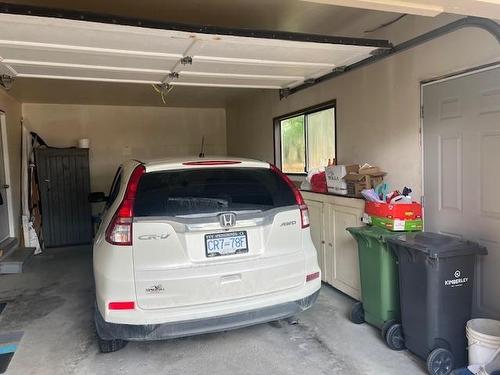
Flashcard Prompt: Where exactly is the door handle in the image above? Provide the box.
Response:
[2,184,9,189]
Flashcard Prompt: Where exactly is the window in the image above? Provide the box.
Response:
[106,167,122,207]
[274,101,336,174]
[134,168,296,217]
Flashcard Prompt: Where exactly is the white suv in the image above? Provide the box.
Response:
[93,157,321,352]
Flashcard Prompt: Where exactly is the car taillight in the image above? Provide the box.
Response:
[105,164,145,246]
[270,164,310,229]
[108,301,135,310]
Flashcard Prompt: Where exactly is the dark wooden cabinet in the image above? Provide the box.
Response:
[36,148,92,248]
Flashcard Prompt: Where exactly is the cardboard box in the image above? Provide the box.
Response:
[343,171,386,197]
[358,165,381,175]
[325,164,359,195]
[365,201,422,220]
[362,213,423,232]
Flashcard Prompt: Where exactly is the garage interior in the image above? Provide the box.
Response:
[0,1,499,374]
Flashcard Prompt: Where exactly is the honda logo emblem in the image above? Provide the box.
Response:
[219,212,236,228]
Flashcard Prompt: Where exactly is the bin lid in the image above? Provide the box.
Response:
[386,232,488,258]
[347,225,400,242]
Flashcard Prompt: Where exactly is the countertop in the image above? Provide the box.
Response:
[300,189,364,200]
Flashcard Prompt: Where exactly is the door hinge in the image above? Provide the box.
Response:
[420,105,424,118]
[421,195,424,207]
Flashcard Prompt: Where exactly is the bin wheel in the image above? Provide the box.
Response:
[381,319,398,340]
[427,348,454,375]
[350,302,365,324]
[385,323,405,351]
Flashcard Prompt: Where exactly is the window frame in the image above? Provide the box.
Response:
[273,99,337,175]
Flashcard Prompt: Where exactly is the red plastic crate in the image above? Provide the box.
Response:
[365,201,422,220]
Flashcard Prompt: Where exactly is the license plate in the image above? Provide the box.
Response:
[205,231,248,257]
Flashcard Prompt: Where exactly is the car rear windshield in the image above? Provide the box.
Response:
[134,167,297,217]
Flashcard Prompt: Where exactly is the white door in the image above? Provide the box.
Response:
[0,112,13,242]
[423,66,500,318]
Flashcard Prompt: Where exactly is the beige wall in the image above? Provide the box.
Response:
[0,90,22,238]
[22,104,226,193]
[226,26,500,198]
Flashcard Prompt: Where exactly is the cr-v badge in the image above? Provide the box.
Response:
[146,284,165,294]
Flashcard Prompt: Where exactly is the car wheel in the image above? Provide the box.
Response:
[97,336,128,353]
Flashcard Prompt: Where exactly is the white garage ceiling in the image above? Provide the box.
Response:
[302,0,500,19]
[0,12,390,90]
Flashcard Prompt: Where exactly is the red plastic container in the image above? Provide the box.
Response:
[310,171,328,193]
[365,201,422,220]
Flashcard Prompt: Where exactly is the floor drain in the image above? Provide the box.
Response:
[0,331,23,374]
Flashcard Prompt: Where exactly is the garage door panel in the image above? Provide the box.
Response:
[193,38,374,66]
[185,58,329,80]
[0,14,193,55]
[0,12,385,89]
[11,62,165,83]
[0,44,179,71]
[174,73,296,88]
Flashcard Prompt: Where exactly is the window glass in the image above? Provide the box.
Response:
[280,115,305,173]
[277,105,335,174]
[134,168,296,217]
[106,168,122,207]
[307,107,335,170]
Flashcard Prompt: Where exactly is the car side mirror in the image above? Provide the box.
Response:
[89,192,108,203]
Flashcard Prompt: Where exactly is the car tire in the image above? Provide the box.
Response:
[97,336,128,353]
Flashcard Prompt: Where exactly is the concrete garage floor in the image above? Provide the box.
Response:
[0,247,425,375]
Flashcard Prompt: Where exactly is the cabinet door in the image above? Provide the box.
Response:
[324,204,335,285]
[323,203,361,299]
[305,199,325,281]
[36,148,92,248]
[332,205,361,299]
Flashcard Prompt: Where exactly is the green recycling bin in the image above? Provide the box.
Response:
[347,226,404,350]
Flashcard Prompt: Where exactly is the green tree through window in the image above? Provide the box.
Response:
[281,115,305,173]
[278,106,335,174]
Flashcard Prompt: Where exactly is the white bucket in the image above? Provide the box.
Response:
[78,138,90,148]
[466,319,500,367]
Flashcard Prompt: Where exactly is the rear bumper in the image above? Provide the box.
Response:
[95,290,319,341]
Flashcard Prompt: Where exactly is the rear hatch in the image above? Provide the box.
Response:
[132,166,306,310]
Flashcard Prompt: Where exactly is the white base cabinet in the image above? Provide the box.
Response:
[303,191,364,300]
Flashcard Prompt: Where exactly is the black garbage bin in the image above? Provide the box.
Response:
[387,233,487,375]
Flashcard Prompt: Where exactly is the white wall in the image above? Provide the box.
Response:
[22,104,226,193]
[0,90,22,239]
[226,24,500,198]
